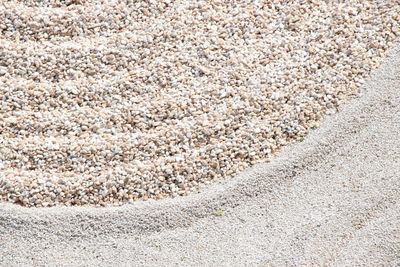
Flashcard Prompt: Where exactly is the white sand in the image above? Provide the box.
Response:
[0,46,399,266]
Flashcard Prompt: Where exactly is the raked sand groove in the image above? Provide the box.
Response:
[0,0,399,207]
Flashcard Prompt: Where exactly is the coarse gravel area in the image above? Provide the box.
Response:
[0,0,399,207]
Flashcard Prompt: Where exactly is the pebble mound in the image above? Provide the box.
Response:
[0,0,399,207]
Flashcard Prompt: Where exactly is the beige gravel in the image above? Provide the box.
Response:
[1,0,400,207]
[0,45,399,266]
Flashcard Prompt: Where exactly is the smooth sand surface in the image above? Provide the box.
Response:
[0,46,399,266]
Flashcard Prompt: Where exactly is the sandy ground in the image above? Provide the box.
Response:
[0,46,399,266]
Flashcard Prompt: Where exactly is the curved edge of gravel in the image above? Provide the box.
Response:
[0,45,399,239]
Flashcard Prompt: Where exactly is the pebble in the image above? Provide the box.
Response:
[0,0,399,207]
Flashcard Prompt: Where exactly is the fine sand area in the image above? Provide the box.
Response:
[1,44,399,266]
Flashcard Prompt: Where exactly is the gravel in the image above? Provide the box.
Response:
[0,0,399,207]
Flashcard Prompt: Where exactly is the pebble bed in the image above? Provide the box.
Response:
[0,0,399,207]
